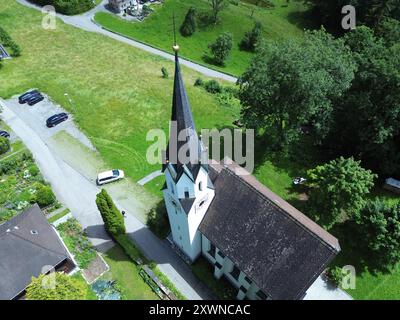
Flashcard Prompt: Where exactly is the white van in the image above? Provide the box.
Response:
[97,170,125,186]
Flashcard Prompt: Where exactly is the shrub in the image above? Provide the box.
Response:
[28,165,40,177]
[26,272,87,300]
[194,77,204,86]
[0,136,10,155]
[10,42,21,57]
[161,67,169,79]
[142,4,152,16]
[208,32,233,66]
[180,7,197,37]
[96,189,125,237]
[204,80,223,94]
[35,184,56,208]
[325,266,345,287]
[239,21,263,52]
[146,201,170,239]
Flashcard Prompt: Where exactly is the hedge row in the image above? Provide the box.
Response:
[0,26,21,57]
[28,0,96,15]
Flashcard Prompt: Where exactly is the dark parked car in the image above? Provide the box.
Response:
[27,93,44,106]
[46,113,68,128]
[19,90,40,104]
[0,130,10,138]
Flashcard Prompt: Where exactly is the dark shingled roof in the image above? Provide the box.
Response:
[199,161,340,300]
[163,53,207,181]
[0,205,73,300]
[179,198,196,213]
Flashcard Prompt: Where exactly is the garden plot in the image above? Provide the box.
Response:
[0,151,58,223]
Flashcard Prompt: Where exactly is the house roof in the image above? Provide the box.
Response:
[163,53,207,181]
[0,204,73,300]
[199,160,340,300]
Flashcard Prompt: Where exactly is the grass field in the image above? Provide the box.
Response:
[102,245,159,300]
[94,0,311,76]
[0,0,239,190]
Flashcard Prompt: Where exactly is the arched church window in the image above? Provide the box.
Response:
[199,181,203,191]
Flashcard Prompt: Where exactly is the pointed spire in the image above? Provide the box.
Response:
[163,18,206,180]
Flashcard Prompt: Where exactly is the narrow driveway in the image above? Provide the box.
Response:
[0,98,214,300]
[17,0,237,83]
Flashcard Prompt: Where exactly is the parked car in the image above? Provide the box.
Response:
[0,130,10,138]
[27,93,44,106]
[46,113,68,128]
[293,177,307,185]
[97,170,125,186]
[18,90,40,104]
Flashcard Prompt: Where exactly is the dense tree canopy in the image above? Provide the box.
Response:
[238,29,356,148]
[357,200,400,267]
[327,26,400,176]
[26,273,87,300]
[306,0,400,33]
[307,157,376,229]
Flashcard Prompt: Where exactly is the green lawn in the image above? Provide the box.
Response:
[0,0,239,194]
[94,0,311,76]
[102,245,159,300]
[48,208,70,223]
[71,273,98,300]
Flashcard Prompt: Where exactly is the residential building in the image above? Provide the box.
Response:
[0,204,75,300]
[108,0,137,13]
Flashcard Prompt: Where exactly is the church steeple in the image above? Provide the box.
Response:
[163,40,205,181]
[162,23,216,262]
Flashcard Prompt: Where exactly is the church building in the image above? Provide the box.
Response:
[162,45,341,300]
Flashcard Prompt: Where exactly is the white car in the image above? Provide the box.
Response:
[97,169,125,186]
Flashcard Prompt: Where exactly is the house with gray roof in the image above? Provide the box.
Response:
[0,204,75,300]
[162,45,341,300]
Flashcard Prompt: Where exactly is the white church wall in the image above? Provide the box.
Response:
[164,165,215,262]
[200,234,263,300]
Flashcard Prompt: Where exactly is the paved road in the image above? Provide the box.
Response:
[17,0,238,83]
[0,98,214,300]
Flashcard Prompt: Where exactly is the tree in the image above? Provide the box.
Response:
[305,0,399,33]
[327,26,400,176]
[239,21,263,52]
[376,17,400,47]
[208,32,233,66]
[208,0,229,24]
[0,136,10,155]
[357,200,400,267]
[307,157,376,229]
[180,7,197,37]
[368,0,400,27]
[238,29,356,148]
[35,184,56,208]
[96,189,125,237]
[26,272,87,300]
